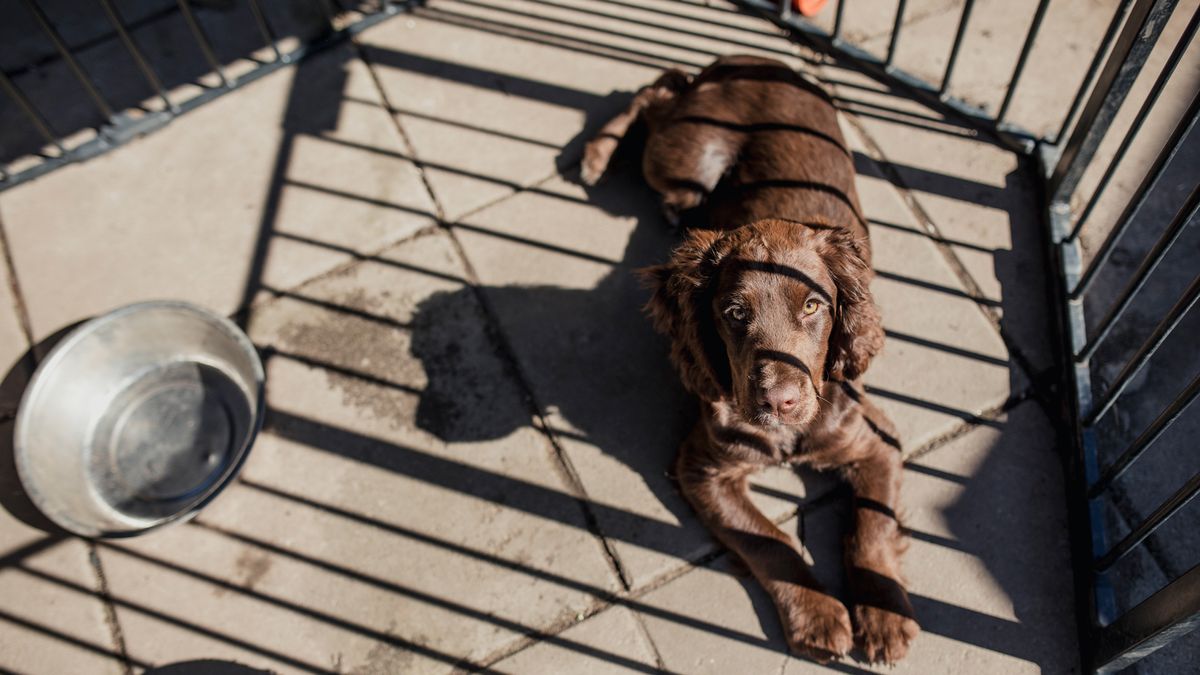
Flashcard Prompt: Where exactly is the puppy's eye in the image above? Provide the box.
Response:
[725,306,749,324]
[802,299,821,316]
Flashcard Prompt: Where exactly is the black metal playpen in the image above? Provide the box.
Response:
[1,0,1196,672]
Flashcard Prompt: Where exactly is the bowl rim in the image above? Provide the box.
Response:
[13,300,266,538]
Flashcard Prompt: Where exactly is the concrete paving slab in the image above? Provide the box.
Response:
[867,400,1079,674]
[446,172,846,590]
[824,68,1054,374]
[96,230,621,672]
[635,400,1077,673]
[0,43,435,343]
[634,556,793,675]
[0,454,125,674]
[488,606,660,674]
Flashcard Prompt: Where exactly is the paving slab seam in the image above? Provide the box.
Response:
[446,168,570,226]
[467,542,739,673]
[524,415,652,590]
[837,108,1007,329]
[85,542,133,675]
[351,18,687,601]
[353,31,641,602]
[0,209,34,353]
[775,651,790,675]
[633,611,671,674]
[425,501,747,671]
[461,591,670,674]
[463,488,817,670]
[411,172,641,595]
[352,39,448,223]
[903,386,1035,465]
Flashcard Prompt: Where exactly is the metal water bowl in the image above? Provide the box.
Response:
[14,301,264,537]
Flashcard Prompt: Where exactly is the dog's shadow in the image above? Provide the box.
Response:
[412,122,712,540]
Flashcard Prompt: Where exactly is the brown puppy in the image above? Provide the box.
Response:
[582,55,918,664]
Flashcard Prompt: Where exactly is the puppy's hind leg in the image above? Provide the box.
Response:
[644,130,737,231]
[659,181,706,230]
[581,70,691,186]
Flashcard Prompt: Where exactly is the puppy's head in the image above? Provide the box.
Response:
[642,218,883,426]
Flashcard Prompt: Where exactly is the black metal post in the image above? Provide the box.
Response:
[996,0,1051,123]
[0,70,65,154]
[176,0,231,88]
[1084,260,1200,433]
[247,0,285,62]
[1068,9,1200,242]
[1048,0,1178,207]
[19,0,116,119]
[1052,0,1135,146]
[97,0,176,112]
[1093,563,1200,672]
[1090,370,1200,498]
[885,0,908,67]
[832,0,847,41]
[939,0,977,95]
[1096,473,1200,572]
[1070,91,1200,299]
[1078,184,1200,368]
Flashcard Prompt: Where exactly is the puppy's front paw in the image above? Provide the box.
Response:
[854,604,919,664]
[580,138,617,186]
[781,592,853,663]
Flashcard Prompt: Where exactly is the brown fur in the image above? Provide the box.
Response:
[585,55,918,664]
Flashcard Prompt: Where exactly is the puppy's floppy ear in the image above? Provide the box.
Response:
[639,229,733,401]
[822,229,884,381]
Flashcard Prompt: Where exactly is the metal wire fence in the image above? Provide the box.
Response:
[0,0,404,191]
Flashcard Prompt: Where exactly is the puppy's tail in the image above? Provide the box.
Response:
[581,69,691,186]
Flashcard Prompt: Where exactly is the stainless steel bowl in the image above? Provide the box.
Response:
[14,301,264,537]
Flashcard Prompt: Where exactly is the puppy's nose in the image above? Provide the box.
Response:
[761,383,801,415]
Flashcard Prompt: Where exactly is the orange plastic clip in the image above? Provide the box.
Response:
[792,0,827,17]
